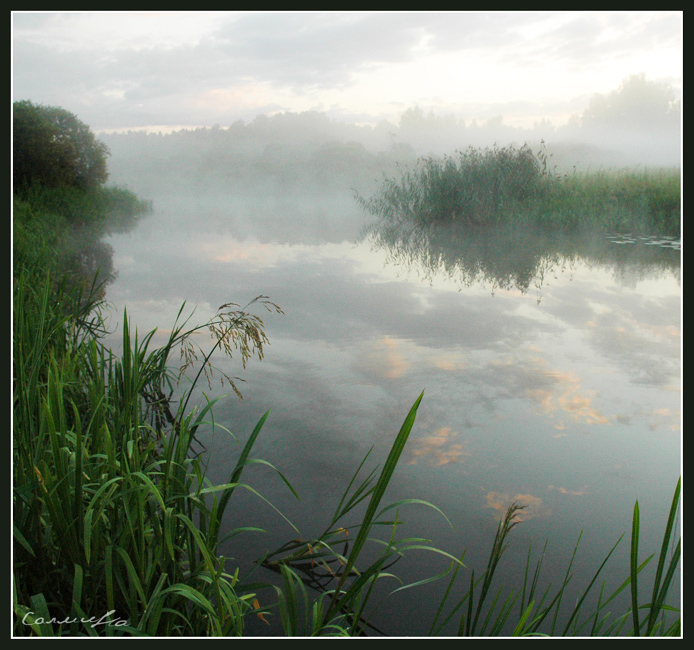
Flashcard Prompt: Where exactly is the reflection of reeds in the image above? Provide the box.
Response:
[362,217,680,299]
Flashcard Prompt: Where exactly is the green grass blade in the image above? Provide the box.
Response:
[646,477,681,634]
[561,532,626,636]
[208,410,271,543]
[28,593,55,636]
[429,551,467,636]
[322,391,424,624]
[630,500,641,636]
[512,601,534,636]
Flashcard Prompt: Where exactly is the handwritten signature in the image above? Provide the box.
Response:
[21,609,130,629]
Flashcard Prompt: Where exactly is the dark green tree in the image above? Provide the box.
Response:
[13,100,110,192]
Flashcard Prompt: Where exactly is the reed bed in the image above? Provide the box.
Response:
[356,143,681,236]
[12,270,681,635]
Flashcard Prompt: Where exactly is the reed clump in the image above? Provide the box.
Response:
[13,181,285,634]
[356,142,681,236]
[357,144,541,229]
[425,479,681,637]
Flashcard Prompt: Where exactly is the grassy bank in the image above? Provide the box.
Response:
[356,143,681,236]
[13,274,681,637]
[13,183,152,299]
[12,270,283,635]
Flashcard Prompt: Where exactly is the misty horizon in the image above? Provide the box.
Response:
[96,73,681,204]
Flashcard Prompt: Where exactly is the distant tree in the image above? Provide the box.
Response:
[580,73,680,131]
[13,100,110,192]
[399,106,462,132]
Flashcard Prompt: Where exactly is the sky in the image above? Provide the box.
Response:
[11,11,682,133]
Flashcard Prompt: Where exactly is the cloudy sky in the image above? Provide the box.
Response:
[12,11,682,132]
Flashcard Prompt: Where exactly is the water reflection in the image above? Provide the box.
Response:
[485,491,551,522]
[361,219,680,302]
[66,231,117,293]
[407,426,471,467]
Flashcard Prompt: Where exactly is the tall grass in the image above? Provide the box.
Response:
[535,165,681,234]
[356,142,681,236]
[260,468,680,637]
[259,393,463,636]
[12,269,286,636]
[425,479,681,637]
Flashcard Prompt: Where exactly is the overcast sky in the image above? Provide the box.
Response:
[11,11,682,133]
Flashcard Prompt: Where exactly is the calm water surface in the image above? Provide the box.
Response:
[103,192,680,636]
